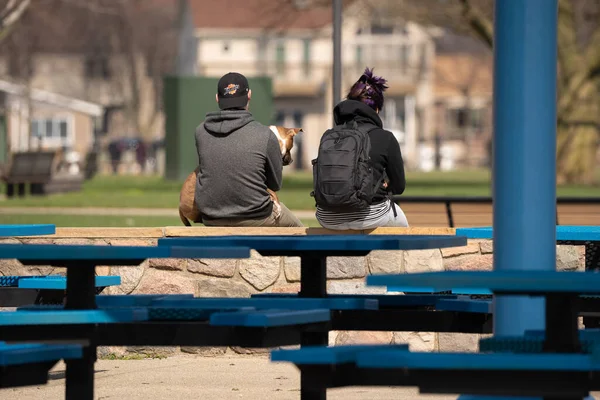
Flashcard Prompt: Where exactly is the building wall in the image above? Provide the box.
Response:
[194,19,436,171]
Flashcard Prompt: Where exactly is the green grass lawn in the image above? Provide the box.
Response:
[0,169,599,211]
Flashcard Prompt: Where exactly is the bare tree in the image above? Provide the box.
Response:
[0,0,30,42]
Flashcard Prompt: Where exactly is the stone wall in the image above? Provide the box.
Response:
[0,227,585,358]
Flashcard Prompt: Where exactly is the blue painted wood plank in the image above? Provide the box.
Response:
[356,350,600,371]
[388,286,492,296]
[151,297,378,310]
[435,299,492,314]
[367,271,600,294]
[209,308,330,327]
[0,244,250,261]
[271,344,409,365]
[456,226,600,242]
[148,306,255,321]
[17,275,121,289]
[0,309,149,325]
[158,234,467,252]
[96,294,194,307]
[0,224,55,237]
[0,343,81,366]
[251,293,459,307]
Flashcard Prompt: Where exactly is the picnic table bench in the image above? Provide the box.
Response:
[0,341,82,389]
[0,275,121,306]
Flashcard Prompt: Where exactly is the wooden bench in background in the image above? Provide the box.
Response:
[1,151,84,198]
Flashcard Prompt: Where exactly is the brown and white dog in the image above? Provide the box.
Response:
[178,126,302,226]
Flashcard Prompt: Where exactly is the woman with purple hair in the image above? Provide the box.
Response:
[316,68,408,229]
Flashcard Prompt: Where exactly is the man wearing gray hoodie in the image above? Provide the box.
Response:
[194,72,303,227]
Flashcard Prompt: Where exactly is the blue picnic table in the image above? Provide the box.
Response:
[158,234,468,400]
[456,225,600,329]
[0,242,251,400]
[270,269,600,399]
[0,224,55,237]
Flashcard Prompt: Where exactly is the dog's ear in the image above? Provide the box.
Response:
[287,128,303,136]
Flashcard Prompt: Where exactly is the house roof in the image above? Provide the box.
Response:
[0,80,103,116]
[188,0,350,31]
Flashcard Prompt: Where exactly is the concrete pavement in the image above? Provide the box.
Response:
[3,354,456,400]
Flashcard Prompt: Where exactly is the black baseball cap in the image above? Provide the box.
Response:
[217,72,250,110]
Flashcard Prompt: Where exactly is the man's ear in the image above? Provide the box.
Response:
[215,93,219,103]
[248,89,252,101]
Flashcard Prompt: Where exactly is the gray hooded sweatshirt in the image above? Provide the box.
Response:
[194,109,283,221]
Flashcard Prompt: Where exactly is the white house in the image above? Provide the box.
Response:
[181,0,437,170]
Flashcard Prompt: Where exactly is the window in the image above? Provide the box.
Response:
[275,42,286,76]
[85,56,111,79]
[400,44,411,73]
[371,24,394,35]
[446,107,485,139]
[302,39,311,77]
[356,45,363,67]
[31,117,71,148]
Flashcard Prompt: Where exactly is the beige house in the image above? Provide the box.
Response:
[0,79,103,159]
[185,0,437,171]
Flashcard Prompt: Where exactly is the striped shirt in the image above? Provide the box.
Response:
[316,200,392,229]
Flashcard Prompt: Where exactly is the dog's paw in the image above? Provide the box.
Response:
[273,202,282,220]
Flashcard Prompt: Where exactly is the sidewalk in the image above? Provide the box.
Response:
[3,354,456,400]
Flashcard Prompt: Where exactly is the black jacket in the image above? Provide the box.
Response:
[333,99,406,203]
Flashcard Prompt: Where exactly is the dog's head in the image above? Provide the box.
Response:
[269,126,303,166]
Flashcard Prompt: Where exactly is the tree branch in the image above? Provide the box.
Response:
[0,0,30,41]
[457,0,493,48]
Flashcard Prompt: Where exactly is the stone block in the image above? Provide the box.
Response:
[53,238,107,245]
[126,346,179,358]
[107,238,155,247]
[283,257,300,282]
[97,346,127,359]
[148,258,185,271]
[134,268,195,295]
[230,346,272,355]
[327,257,366,279]
[188,258,238,278]
[239,250,281,290]
[368,250,404,275]
[196,277,254,298]
[438,333,480,352]
[557,245,582,271]
[479,240,493,254]
[270,283,300,293]
[444,253,493,271]
[327,280,387,295]
[181,347,227,356]
[110,263,147,295]
[334,331,393,345]
[441,243,480,257]
[393,332,436,352]
[404,249,444,273]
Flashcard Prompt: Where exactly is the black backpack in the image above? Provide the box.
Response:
[311,120,383,212]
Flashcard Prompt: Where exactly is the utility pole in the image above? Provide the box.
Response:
[332,0,342,108]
